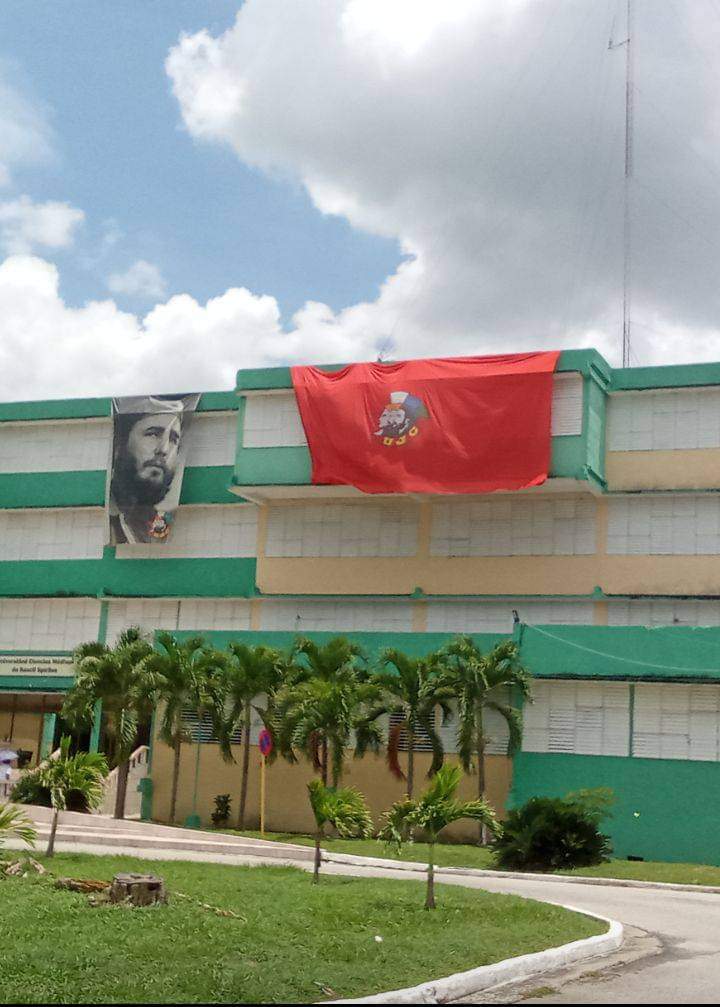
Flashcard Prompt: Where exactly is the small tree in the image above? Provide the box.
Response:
[218,643,281,830]
[0,803,36,851]
[439,636,531,842]
[307,779,373,883]
[63,627,155,819]
[375,649,454,797]
[380,765,499,909]
[38,737,108,857]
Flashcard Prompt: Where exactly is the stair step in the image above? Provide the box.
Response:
[30,825,314,861]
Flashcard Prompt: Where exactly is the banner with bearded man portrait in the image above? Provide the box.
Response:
[107,393,200,545]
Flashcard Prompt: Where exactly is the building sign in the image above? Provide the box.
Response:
[107,393,200,545]
[0,655,75,678]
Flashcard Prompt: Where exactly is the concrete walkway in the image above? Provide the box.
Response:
[9,835,720,1003]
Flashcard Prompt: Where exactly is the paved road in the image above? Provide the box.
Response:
[13,838,720,1003]
[424,873,720,1004]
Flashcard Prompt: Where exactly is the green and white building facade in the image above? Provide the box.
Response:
[3,348,720,862]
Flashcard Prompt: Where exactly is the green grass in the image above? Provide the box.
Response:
[234,831,720,886]
[0,852,602,1005]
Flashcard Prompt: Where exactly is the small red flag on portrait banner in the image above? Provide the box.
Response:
[290,352,561,495]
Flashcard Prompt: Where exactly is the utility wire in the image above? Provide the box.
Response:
[524,624,720,675]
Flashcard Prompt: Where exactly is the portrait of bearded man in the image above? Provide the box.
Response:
[108,395,199,544]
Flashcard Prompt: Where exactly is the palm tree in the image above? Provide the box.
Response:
[379,765,498,908]
[217,642,282,830]
[273,673,385,787]
[375,648,454,797]
[38,736,108,857]
[62,627,155,819]
[307,779,373,883]
[0,803,36,851]
[147,633,227,825]
[270,636,384,787]
[439,636,531,842]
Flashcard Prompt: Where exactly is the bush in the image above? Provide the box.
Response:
[211,793,232,828]
[10,768,90,812]
[492,791,613,872]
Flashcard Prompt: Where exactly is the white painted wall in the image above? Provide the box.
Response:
[426,599,594,632]
[607,496,720,555]
[265,502,418,557]
[633,683,720,761]
[0,597,101,650]
[0,420,110,473]
[104,597,252,642]
[115,504,258,559]
[608,599,720,626]
[0,508,105,560]
[259,598,413,631]
[430,497,596,557]
[0,412,235,474]
[607,387,720,451]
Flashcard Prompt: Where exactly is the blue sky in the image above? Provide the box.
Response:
[0,0,400,318]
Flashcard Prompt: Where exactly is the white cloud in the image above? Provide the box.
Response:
[108,259,167,301]
[0,195,84,254]
[165,0,720,367]
[0,67,55,187]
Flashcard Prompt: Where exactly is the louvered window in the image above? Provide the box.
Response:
[633,683,720,762]
[181,710,242,745]
[522,681,630,756]
[388,711,435,752]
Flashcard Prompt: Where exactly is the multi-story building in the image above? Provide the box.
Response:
[2,348,720,862]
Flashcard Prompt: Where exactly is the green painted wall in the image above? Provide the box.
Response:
[0,555,257,598]
[0,391,237,423]
[512,751,720,865]
[169,628,507,659]
[0,676,74,692]
[0,465,240,509]
[518,623,720,681]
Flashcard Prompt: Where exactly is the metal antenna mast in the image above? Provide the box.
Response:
[610,1,634,367]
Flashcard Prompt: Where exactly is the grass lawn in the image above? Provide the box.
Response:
[0,851,603,1005]
[235,830,720,886]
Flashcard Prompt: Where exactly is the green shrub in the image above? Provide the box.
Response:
[492,791,613,872]
[211,793,232,828]
[10,768,90,812]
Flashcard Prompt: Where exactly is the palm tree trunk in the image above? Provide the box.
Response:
[191,735,202,819]
[321,736,328,786]
[46,807,59,858]
[425,842,436,909]
[238,700,252,830]
[476,700,486,844]
[114,758,130,820]
[313,831,322,883]
[407,725,415,798]
[169,736,182,824]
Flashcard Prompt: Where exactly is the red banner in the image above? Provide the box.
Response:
[291,352,560,495]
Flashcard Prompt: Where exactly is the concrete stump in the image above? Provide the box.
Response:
[109,872,167,907]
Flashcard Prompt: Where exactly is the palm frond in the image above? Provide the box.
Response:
[0,803,37,849]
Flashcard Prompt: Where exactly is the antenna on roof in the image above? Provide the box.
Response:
[609,1,634,369]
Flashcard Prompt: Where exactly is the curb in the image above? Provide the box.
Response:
[321,850,720,895]
[322,908,623,1004]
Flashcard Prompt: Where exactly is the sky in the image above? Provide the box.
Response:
[2,0,720,400]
